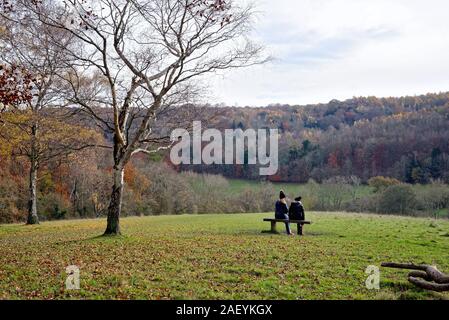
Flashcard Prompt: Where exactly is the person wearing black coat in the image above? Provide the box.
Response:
[289,196,305,221]
[274,190,293,235]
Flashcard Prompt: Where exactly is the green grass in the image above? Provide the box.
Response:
[0,212,448,300]
[227,179,373,198]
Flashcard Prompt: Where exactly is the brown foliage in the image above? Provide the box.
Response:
[0,64,35,111]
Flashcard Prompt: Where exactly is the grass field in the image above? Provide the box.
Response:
[227,179,373,198]
[227,179,314,195]
[1,212,448,300]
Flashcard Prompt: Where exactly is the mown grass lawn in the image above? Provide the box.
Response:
[0,212,448,300]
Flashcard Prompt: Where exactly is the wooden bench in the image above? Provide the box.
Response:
[263,218,312,235]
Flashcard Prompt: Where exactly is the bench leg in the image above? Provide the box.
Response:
[297,224,303,236]
[270,221,277,233]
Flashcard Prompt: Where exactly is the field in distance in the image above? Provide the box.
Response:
[0,212,448,300]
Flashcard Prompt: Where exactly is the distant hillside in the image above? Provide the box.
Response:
[180,92,449,183]
[48,92,449,184]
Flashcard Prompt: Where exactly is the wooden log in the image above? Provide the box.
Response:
[408,270,432,281]
[408,277,449,292]
[382,262,449,292]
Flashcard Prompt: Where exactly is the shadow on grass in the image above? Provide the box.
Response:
[381,279,448,300]
[259,230,334,237]
[55,233,131,245]
[53,227,333,243]
[306,231,336,237]
[381,280,449,300]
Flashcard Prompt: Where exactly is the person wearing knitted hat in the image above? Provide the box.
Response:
[289,196,305,221]
[274,190,293,235]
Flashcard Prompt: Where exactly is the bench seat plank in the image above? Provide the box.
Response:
[263,218,311,224]
[263,218,312,235]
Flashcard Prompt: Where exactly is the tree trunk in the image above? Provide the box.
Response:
[26,164,39,224]
[27,123,39,225]
[103,165,125,235]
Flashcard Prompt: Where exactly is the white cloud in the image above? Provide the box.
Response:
[209,0,449,106]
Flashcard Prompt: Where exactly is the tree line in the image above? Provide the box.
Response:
[180,93,449,184]
[2,152,448,224]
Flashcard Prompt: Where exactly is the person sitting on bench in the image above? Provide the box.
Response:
[274,190,293,235]
[289,196,305,221]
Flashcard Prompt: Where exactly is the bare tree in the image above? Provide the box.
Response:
[26,0,266,235]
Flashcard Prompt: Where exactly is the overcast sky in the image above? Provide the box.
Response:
[209,0,449,106]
